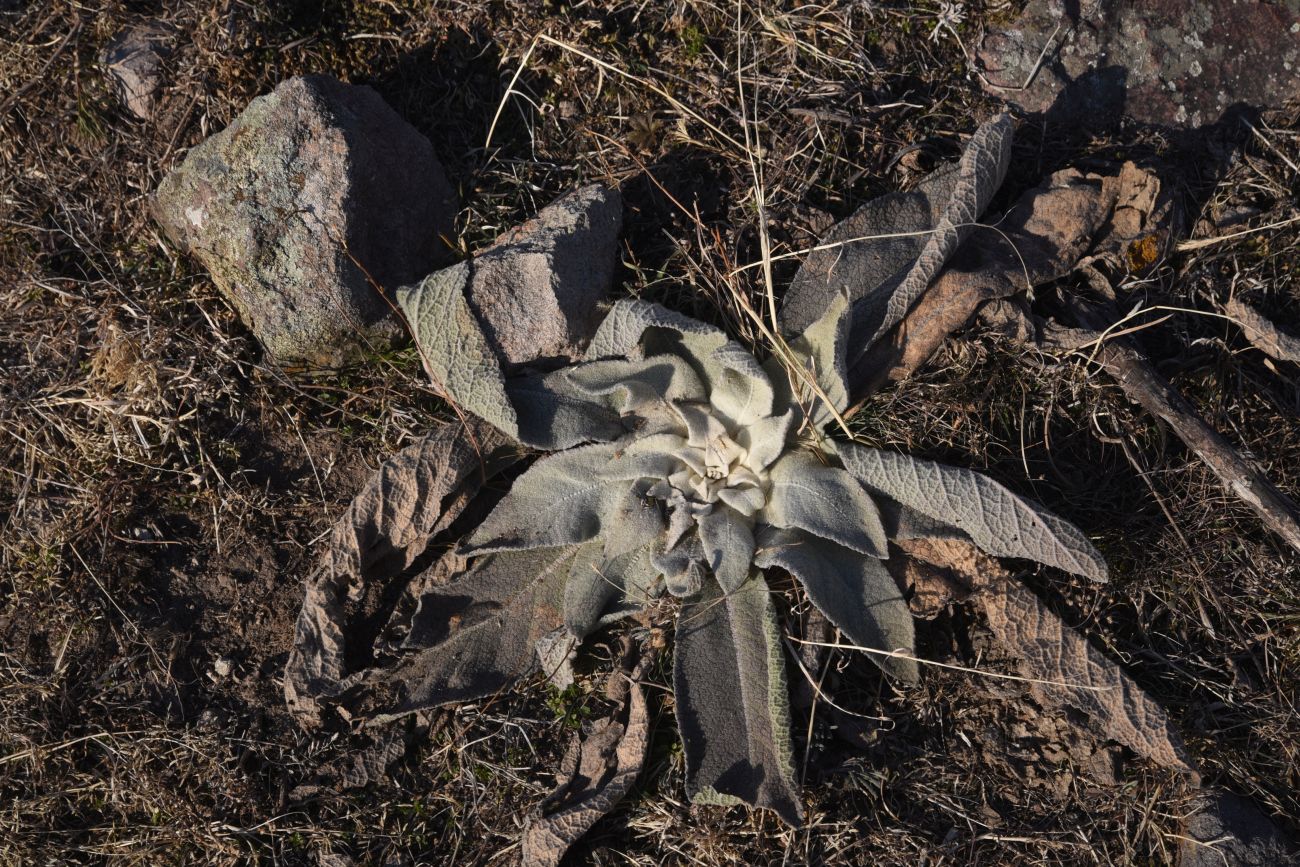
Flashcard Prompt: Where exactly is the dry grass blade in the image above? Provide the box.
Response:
[1176,215,1300,251]
[787,637,1114,692]
[535,33,749,157]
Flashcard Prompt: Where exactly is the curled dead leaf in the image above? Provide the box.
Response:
[284,420,518,727]
[521,644,652,867]
[1224,296,1300,365]
[850,161,1173,397]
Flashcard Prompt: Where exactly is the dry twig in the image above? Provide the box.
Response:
[1062,298,1300,557]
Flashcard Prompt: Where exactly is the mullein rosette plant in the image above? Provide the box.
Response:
[286,115,1182,862]
[448,287,1106,822]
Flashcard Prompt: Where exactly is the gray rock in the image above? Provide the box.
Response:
[1178,791,1297,866]
[978,0,1300,129]
[101,24,172,121]
[462,184,622,367]
[153,75,456,364]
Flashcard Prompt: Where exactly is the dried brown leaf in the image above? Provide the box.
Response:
[1225,296,1300,364]
[850,161,1177,397]
[979,580,1192,772]
[886,536,1006,618]
[892,537,1191,772]
[852,166,1122,393]
[521,649,651,867]
[284,420,517,726]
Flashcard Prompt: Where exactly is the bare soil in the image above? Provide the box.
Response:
[2,2,1298,865]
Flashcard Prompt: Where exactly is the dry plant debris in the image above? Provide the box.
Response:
[896,536,1188,773]
[1225,296,1300,366]
[841,145,1300,561]
[521,638,651,867]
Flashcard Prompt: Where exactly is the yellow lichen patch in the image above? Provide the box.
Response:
[1125,233,1160,272]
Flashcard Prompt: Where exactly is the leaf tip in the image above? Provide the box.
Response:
[888,655,921,685]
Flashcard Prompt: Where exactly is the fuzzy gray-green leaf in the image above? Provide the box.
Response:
[585,299,725,360]
[397,263,520,438]
[697,508,755,594]
[565,539,661,638]
[779,117,1011,364]
[755,527,917,681]
[507,354,708,450]
[600,479,665,559]
[567,355,707,417]
[877,496,970,543]
[781,191,924,334]
[608,541,667,612]
[653,533,705,598]
[737,409,795,475]
[785,291,851,427]
[461,443,621,555]
[706,341,775,428]
[836,442,1108,581]
[674,573,802,826]
[371,546,575,722]
[763,451,888,557]
[598,433,687,483]
[563,541,612,638]
[587,300,774,429]
[779,168,955,337]
[506,371,626,451]
[865,114,1013,349]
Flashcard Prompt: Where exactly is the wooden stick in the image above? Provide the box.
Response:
[1064,299,1300,556]
[986,298,1300,555]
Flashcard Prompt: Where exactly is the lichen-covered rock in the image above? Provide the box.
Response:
[153,75,456,364]
[978,0,1300,129]
[462,184,622,367]
[101,24,172,121]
